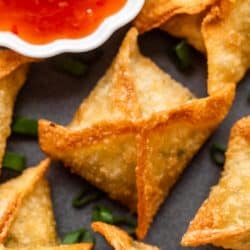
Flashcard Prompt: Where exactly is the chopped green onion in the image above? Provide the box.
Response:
[72,189,101,209]
[210,144,226,166]
[62,229,95,245]
[174,40,192,70]
[92,205,137,234]
[92,205,114,224]
[54,55,87,77]
[62,230,83,244]
[12,116,38,137]
[3,152,26,172]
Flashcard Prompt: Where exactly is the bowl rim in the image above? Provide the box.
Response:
[0,0,144,58]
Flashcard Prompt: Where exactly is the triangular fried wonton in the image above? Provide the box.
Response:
[182,116,250,249]
[202,0,250,95]
[134,0,216,33]
[92,222,159,250]
[0,50,33,172]
[0,159,57,246]
[0,159,93,250]
[38,28,235,239]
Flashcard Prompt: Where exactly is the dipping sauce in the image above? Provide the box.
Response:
[0,0,127,44]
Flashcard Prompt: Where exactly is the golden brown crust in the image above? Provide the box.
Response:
[6,180,58,247]
[134,0,216,33]
[92,222,159,250]
[0,159,50,244]
[39,28,236,239]
[181,116,250,249]
[136,84,235,239]
[202,0,250,95]
[39,121,136,150]
[0,158,93,250]
[229,117,250,141]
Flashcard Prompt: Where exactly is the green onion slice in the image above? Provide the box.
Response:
[92,205,137,234]
[62,230,83,244]
[92,205,114,224]
[210,144,226,166]
[62,229,95,245]
[174,40,192,70]
[54,55,87,77]
[3,152,26,172]
[72,189,101,209]
[12,116,38,137]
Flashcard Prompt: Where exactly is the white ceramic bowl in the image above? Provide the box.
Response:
[0,0,144,58]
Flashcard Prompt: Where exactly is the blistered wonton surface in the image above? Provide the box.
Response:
[39,28,235,239]
[182,116,250,249]
[134,0,216,33]
[202,0,250,95]
[0,51,33,172]
[92,222,159,250]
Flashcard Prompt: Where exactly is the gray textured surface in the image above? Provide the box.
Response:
[1,26,249,250]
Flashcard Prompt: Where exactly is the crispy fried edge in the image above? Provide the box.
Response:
[134,0,216,33]
[92,222,159,250]
[135,84,236,239]
[39,120,136,153]
[0,159,50,243]
[70,28,142,125]
[181,116,250,247]
[92,222,134,249]
[201,0,244,95]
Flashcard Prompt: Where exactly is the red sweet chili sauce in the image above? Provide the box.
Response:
[0,0,127,44]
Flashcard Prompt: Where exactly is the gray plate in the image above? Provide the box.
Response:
[1,26,249,250]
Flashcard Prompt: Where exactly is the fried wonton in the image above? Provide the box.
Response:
[92,222,159,250]
[161,13,205,53]
[0,159,93,250]
[0,50,33,172]
[0,159,57,246]
[202,0,250,95]
[134,0,216,33]
[182,116,250,249]
[39,28,235,239]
